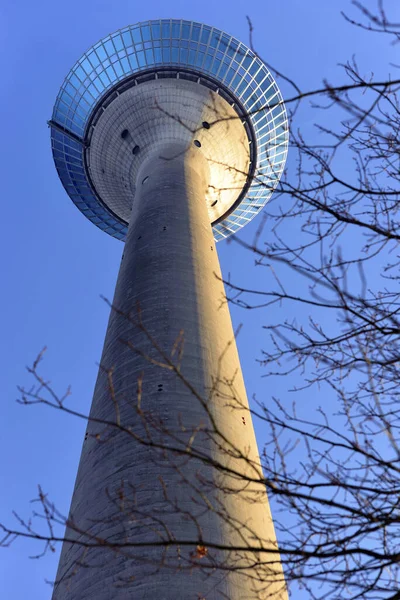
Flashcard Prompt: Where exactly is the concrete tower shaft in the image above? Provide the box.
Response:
[52,137,287,599]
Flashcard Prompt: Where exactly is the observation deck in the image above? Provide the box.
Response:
[50,19,288,242]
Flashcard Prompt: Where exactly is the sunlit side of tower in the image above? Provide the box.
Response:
[49,19,289,599]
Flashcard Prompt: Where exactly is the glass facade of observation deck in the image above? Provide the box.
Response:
[51,19,288,241]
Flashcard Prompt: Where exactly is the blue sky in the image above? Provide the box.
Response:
[0,1,397,598]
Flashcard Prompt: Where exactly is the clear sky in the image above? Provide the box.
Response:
[0,1,396,598]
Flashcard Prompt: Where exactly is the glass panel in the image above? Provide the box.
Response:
[162,21,170,38]
[122,31,132,47]
[69,121,82,135]
[95,45,107,62]
[225,67,236,85]
[226,39,238,57]
[80,58,92,74]
[91,79,103,94]
[255,68,267,85]
[69,75,79,91]
[99,71,110,86]
[120,56,130,73]
[151,23,161,39]
[249,62,259,77]
[236,44,246,61]
[82,90,94,103]
[210,30,221,48]
[192,25,200,41]
[218,62,228,79]
[141,25,151,41]
[171,22,180,38]
[56,103,68,117]
[188,49,196,65]
[136,51,146,67]
[112,34,124,52]
[211,58,221,75]
[131,28,141,44]
[219,34,230,53]
[271,105,283,119]
[180,48,188,64]
[243,54,253,69]
[128,54,138,69]
[204,53,213,71]
[60,90,73,106]
[181,23,190,39]
[74,66,86,81]
[104,40,114,56]
[236,80,247,97]
[275,133,286,145]
[65,81,76,96]
[200,26,211,45]
[106,64,118,82]
[231,73,242,90]
[154,48,162,63]
[255,116,268,129]
[145,48,154,64]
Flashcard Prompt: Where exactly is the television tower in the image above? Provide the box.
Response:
[50,19,288,599]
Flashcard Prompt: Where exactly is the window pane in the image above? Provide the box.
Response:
[162,21,170,38]
[131,28,141,44]
[192,25,200,41]
[201,26,211,45]
[128,54,138,69]
[104,40,114,57]
[122,31,132,48]
[182,23,190,39]
[112,34,124,52]
[151,23,161,39]
[141,25,151,42]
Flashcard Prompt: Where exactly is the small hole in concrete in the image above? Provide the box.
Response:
[211,200,218,207]
[202,121,210,129]
[194,139,201,148]
[121,129,129,140]
[101,168,105,174]
[163,226,166,231]
[138,235,142,240]
[132,145,140,155]
[142,176,149,185]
